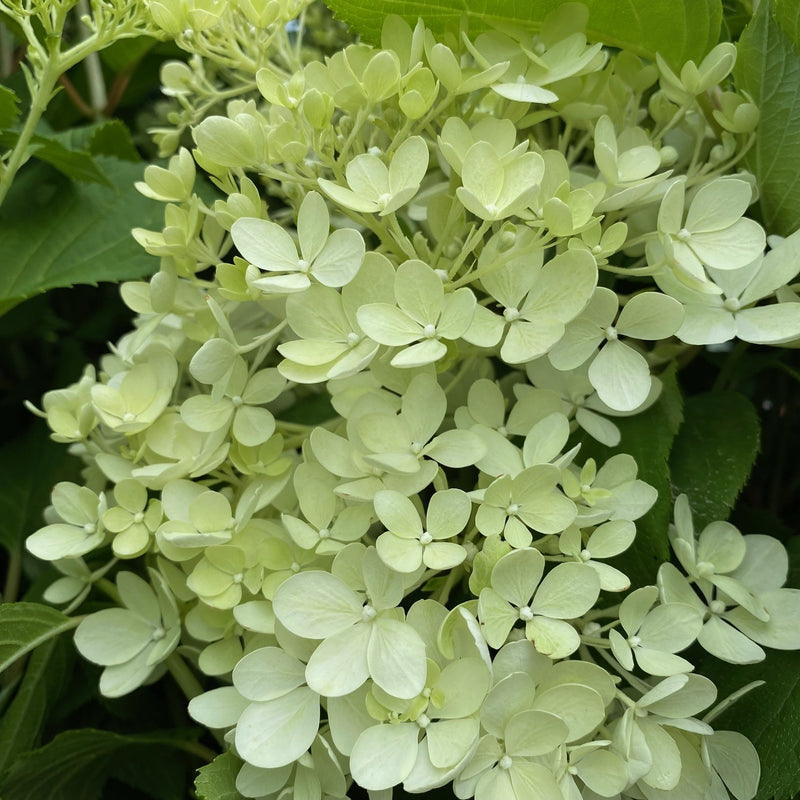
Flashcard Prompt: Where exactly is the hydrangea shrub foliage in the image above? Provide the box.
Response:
[3,0,800,799]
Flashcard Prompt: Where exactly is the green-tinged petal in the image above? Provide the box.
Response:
[532,562,600,619]
[635,647,695,676]
[588,340,652,412]
[436,659,491,718]
[233,405,275,447]
[426,718,479,768]
[117,571,161,625]
[729,535,788,593]
[188,686,249,728]
[424,429,486,468]
[389,136,429,194]
[346,154,389,198]
[313,228,366,287]
[725,588,800,649]
[232,218,299,271]
[297,190,330,263]
[699,616,764,664]
[501,319,564,364]
[707,731,760,800]
[616,293,684,340]
[376,532,423,573]
[391,338,448,368]
[505,709,568,756]
[375,489,423,538]
[698,521,745,572]
[640,674,716,718]
[587,519,636,558]
[350,723,419,790]
[74,608,151,666]
[357,303,421,345]
[233,646,307,701]
[427,489,471,539]
[533,684,604,741]
[736,304,800,344]
[639,603,702,651]
[690,219,766,270]
[508,760,563,800]
[640,720,682,789]
[318,178,381,213]
[480,673,536,738]
[525,616,581,659]
[686,179,752,233]
[273,570,362,638]
[235,686,320,768]
[576,749,629,796]
[438,288,477,339]
[609,629,634,671]
[477,588,517,649]
[395,260,443,325]
[461,142,503,208]
[327,684,373,756]
[181,395,233,433]
[26,523,102,560]
[99,647,155,697]
[424,542,467,570]
[305,623,371,696]
[490,548,545,607]
[677,305,736,345]
[547,317,602,370]
[368,617,427,699]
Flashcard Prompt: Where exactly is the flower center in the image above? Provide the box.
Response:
[580,548,592,562]
[723,297,741,312]
[297,259,310,273]
[318,528,329,539]
[347,331,360,347]
[709,599,726,615]
[605,325,618,341]
[151,626,165,641]
[696,561,715,578]
[231,395,244,407]
[677,228,692,242]
[133,511,145,524]
[410,441,423,455]
[232,572,244,584]
[83,523,96,534]
[420,531,433,545]
[506,503,520,516]
[628,634,642,648]
[423,323,437,339]
[499,755,514,771]
[361,604,377,622]
[518,605,534,621]
[504,307,521,322]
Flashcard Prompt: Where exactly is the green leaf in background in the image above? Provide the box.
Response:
[0,728,198,800]
[0,156,160,309]
[736,0,800,236]
[52,119,141,163]
[670,391,760,529]
[195,752,243,800]
[0,85,20,130]
[700,651,800,800]
[0,132,110,186]
[99,35,159,72]
[0,427,80,555]
[0,602,75,674]
[774,0,800,44]
[0,637,74,776]
[324,0,722,68]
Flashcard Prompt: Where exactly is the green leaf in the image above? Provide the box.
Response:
[0,637,74,776]
[99,35,158,72]
[0,132,110,186]
[51,120,140,163]
[0,728,198,800]
[0,156,160,306]
[0,85,20,130]
[0,427,80,554]
[324,0,722,69]
[195,752,243,800]
[736,0,800,236]
[700,650,800,800]
[774,0,800,46]
[0,602,75,674]
[670,391,760,529]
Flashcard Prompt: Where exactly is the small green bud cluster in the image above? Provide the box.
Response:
[25,3,800,799]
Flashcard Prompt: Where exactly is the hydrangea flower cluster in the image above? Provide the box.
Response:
[26,2,800,799]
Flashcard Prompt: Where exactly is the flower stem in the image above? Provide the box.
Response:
[166,652,204,701]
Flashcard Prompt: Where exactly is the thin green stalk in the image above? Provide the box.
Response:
[166,652,205,701]
[0,49,62,206]
[77,0,107,116]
